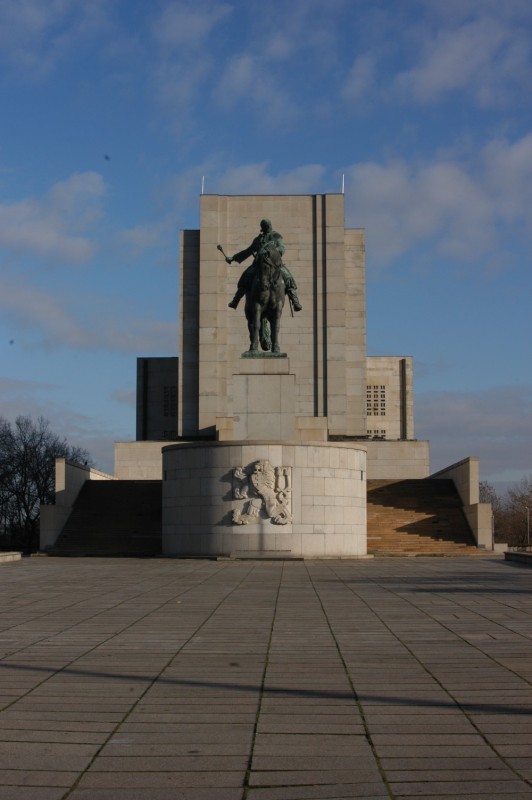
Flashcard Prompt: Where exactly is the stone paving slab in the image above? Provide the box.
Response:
[0,555,532,798]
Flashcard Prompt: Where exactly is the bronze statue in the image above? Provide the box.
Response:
[226,220,302,312]
[219,220,301,354]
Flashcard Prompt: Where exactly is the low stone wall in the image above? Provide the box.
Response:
[0,552,22,563]
[431,457,493,549]
[114,441,166,479]
[365,439,430,480]
[162,441,367,558]
[40,459,113,550]
[504,551,532,566]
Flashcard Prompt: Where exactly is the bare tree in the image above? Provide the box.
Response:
[481,477,532,548]
[479,480,501,510]
[505,476,532,548]
[0,416,93,552]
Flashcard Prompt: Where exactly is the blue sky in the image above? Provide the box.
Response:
[0,0,531,489]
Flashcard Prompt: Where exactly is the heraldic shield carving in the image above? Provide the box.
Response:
[232,460,292,525]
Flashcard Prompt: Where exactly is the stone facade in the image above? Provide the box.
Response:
[366,356,414,440]
[40,192,491,555]
[179,194,367,440]
[134,194,426,482]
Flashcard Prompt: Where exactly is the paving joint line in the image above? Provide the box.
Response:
[59,560,259,800]
[241,561,284,800]
[0,560,223,721]
[0,558,213,661]
[326,561,532,792]
[304,562,396,800]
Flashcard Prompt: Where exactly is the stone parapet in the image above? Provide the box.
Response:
[365,439,430,480]
[39,459,113,550]
[162,441,367,558]
[431,457,493,549]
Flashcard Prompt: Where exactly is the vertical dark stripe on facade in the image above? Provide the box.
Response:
[141,358,148,440]
[321,195,328,417]
[312,195,319,417]
[400,358,407,440]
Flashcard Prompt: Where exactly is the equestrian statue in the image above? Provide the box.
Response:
[218,219,302,355]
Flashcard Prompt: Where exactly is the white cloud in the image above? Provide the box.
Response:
[216,55,255,102]
[115,215,174,256]
[0,376,57,393]
[338,4,532,110]
[0,172,105,263]
[394,15,531,107]
[416,385,532,481]
[344,131,532,267]
[112,388,136,407]
[342,53,378,102]
[214,54,298,125]
[208,162,327,196]
[0,0,110,77]
[0,278,176,354]
[151,2,232,49]
[152,57,212,112]
[483,133,532,225]
[148,3,233,129]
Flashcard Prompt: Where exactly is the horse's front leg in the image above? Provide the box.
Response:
[270,301,284,353]
[250,305,261,351]
[271,315,280,353]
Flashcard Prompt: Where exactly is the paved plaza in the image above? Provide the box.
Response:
[0,556,531,799]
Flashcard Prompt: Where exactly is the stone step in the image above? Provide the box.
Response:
[367,478,478,555]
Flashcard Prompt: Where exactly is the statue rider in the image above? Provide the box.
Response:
[225,219,302,312]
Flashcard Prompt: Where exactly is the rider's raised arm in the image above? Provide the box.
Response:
[231,234,262,264]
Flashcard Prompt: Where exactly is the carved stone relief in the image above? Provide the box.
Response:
[232,460,292,525]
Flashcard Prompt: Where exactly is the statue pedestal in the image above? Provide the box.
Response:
[233,357,295,441]
[162,359,368,559]
[162,441,367,558]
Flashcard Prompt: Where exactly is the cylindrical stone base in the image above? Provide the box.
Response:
[162,441,367,558]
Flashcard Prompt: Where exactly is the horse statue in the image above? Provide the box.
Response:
[219,218,302,355]
[244,243,285,354]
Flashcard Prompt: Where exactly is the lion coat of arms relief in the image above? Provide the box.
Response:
[232,460,292,525]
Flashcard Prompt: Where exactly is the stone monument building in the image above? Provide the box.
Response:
[41,193,493,557]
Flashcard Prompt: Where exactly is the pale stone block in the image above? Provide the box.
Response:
[199,326,218,344]
[224,443,243,469]
[237,358,290,375]
[278,417,293,441]
[216,417,234,442]
[323,506,344,524]
[308,446,329,467]
[294,524,314,534]
[274,532,294,551]
[302,476,325,495]
[301,533,325,556]
[241,444,273,463]
[199,395,220,413]
[296,416,327,432]
[302,504,325,525]
[298,429,327,443]
[333,495,352,506]
[266,444,283,465]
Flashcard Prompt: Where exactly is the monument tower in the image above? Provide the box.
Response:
[161,194,371,557]
[178,193,367,440]
[41,193,493,557]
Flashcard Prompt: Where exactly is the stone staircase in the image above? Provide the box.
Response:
[367,479,480,556]
[47,477,481,558]
[48,480,162,556]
